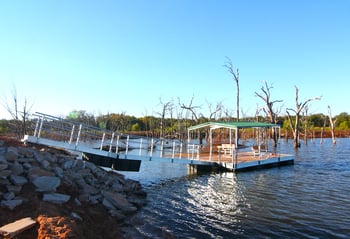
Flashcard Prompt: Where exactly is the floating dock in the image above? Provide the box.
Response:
[23,112,294,173]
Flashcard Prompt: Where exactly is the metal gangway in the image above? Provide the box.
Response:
[23,112,217,171]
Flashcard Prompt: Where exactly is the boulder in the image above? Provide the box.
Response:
[3,192,15,200]
[9,175,28,186]
[28,167,55,181]
[42,193,70,204]
[8,162,24,176]
[17,147,35,158]
[103,191,137,214]
[4,147,18,162]
[0,170,12,179]
[1,199,23,210]
[0,163,8,171]
[32,176,61,192]
[6,185,22,194]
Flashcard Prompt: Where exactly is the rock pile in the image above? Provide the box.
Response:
[0,140,147,221]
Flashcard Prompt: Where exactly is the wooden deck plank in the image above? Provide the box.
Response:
[0,217,36,238]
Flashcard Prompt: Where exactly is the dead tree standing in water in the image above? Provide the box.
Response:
[224,57,240,122]
[286,86,321,148]
[328,105,337,144]
[255,81,283,147]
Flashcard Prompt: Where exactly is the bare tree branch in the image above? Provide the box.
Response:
[223,56,240,121]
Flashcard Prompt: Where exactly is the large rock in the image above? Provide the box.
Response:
[0,163,8,171]
[28,167,55,181]
[32,176,61,192]
[8,162,24,176]
[42,193,70,204]
[17,147,35,158]
[103,191,137,214]
[1,199,23,210]
[0,170,12,179]
[4,147,18,162]
[9,175,28,186]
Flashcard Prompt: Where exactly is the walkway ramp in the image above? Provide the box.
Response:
[23,112,217,172]
[23,113,294,172]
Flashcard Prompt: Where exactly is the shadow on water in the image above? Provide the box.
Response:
[123,138,350,239]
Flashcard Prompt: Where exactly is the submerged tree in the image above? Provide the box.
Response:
[224,57,240,121]
[156,98,174,138]
[328,105,337,144]
[255,81,283,147]
[286,86,321,148]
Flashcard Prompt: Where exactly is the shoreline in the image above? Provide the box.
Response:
[0,136,147,238]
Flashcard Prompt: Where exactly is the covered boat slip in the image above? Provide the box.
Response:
[186,121,294,171]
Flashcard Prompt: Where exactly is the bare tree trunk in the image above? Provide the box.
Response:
[320,117,326,144]
[224,57,240,121]
[286,86,321,148]
[328,105,337,144]
[255,81,283,147]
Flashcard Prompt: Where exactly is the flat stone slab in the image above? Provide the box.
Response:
[32,176,60,192]
[42,193,70,204]
[0,217,36,238]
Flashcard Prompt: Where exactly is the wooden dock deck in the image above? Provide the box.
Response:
[170,151,294,172]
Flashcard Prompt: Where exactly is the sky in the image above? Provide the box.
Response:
[0,0,349,120]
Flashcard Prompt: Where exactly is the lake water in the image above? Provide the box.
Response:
[122,138,350,238]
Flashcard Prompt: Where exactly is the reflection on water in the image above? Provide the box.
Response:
[123,138,350,238]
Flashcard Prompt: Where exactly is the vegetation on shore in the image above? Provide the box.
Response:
[1,110,349,140]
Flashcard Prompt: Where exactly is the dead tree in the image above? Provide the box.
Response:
[206,100,223,121]
[255,81,283,147]
[286,86,321,148]
[156,98,174,139]
[224,57,240,121]
[328,105,337,144]
[179,96,202,142]
[1,85,33,138]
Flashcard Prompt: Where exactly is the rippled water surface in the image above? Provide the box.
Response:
[123,138,350,238]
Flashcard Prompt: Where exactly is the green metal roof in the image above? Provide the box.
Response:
[188,121,280,131]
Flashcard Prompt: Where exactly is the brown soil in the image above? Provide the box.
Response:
[0,136,134,239]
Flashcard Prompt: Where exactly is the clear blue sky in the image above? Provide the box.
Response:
[1,0,349,119]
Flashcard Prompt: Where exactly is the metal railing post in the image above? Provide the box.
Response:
[179,143,183,159]
[115,135,120,154]
[149,138,154,159]
[69,125,75,144]
[125,135,129,155]
[139,138,143,156]
[37,116,44,138]
[160,140,164,158]
[33,117,40,137]
[109,132,115,152]
[76,124,82,147]
[172,141,176,159]
[100,132,106,150]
